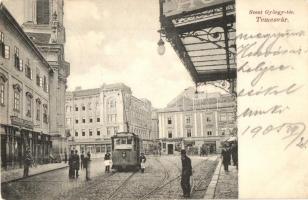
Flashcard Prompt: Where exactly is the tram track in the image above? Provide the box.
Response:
[107,172,137,200]
[138,157,207,199]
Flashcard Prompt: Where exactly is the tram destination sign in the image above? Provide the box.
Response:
[162,0,234,17]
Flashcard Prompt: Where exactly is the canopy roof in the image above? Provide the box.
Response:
[160,0,236,83]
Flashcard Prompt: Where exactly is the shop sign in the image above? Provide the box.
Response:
[162,0,233,17]
[10,116,34,129]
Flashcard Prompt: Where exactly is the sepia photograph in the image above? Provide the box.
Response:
[0,0,237,199]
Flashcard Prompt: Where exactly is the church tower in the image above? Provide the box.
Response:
[22,0,70,158]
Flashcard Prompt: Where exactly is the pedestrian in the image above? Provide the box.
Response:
[68,150,75,179]
[23,148,33,177]
[231,142,238,169]
[104,151,111,173]
[80,151,85,170]
[74,150,80,178]
[84,152,91,181]
[221,145,231,172]
[140,153,146,173]
[180,149,192,198]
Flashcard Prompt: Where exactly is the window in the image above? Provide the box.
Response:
[221,131,225,136]
[0,83,4,105]
[107,98,116,109]
[206,116,212,122]
[75,131,78,137]
[107,127,111,136]
[75,106,78,111]
[43,76,48,92]
[187,129,192,137]
[0,32,4,58]
[4,45,10,59]
[36,69,42,87]
[36,99,41,121]
[66,118,71,126]
[114,127,118,133]
[168,131,172,138]
[82,130,85,136]
[97,117,100,122]
[36,0,50,25]
[82,105,85,111]
[13,87,20,112]
[14,47,22,71]
[88,103,92,110]
[25,93,33,118]
[97,130,100,136]
[89,118,93,123]
[25,59,32,80]
[167,117,172,125]
[43,104,48,123]
[75,119,78,124]
[185,116,191,124]
[82,118,86,123]
[220,113,227,122]
[89,130,92,136]
[207,131,212,136]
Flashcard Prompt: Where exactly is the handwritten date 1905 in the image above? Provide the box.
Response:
[241,122,307,150]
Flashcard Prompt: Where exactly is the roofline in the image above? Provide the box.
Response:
[0,3,53,73]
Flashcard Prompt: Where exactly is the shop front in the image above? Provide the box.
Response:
[0,117,52,170]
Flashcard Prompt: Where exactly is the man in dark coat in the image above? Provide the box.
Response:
[181,149,192,198]
[23,149,33,177]
[80,151,85,170]
[84,152,91,181]
[231,142,238,169]
[68,150,75,178]
[74,150,80,178]
[221,145,231,172]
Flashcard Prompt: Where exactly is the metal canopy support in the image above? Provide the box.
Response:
[159,0,236,84]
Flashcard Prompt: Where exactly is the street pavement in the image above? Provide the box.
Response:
[1,158,106,200]
[1,155,237,200]
[214,162,238,199]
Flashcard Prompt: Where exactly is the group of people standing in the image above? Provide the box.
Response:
[69,150,91,181]
[221,142,238,172]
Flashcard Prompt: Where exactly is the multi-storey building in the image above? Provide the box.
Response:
[158,87,236,155]
[0,3,53,169]
[3,0,70,159]
[65,83,152,157]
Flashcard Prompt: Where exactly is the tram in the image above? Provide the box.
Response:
[111,132,142,171]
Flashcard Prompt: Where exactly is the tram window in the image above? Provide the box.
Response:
[127,138,132,144]
[115,139,120,145]
[121,138,126,144]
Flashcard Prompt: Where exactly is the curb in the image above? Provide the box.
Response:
[1,165,69,184]
[203,159,222,199]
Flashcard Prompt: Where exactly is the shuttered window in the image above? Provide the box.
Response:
[37,0,50,25]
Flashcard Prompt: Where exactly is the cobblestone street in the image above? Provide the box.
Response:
[1,156,221,200]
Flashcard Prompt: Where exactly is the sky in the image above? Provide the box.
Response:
[2,0,223,108]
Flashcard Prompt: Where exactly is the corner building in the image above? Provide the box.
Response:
[0,4,53,169]
[3,0,70,159]
[158,87,236,155]
[65,83,152,157]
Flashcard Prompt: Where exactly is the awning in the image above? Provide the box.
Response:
[159,0,236,83]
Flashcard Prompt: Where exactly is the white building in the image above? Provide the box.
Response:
[158,87,236,155]
[65,83,152,157]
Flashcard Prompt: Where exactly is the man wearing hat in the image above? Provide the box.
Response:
[181,149,192,197]
[23,148,33,177]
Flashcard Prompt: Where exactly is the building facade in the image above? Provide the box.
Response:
[65,83,152,157]
[3,0,70,159]
[158,87,236,155]
[0,3,53,169]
